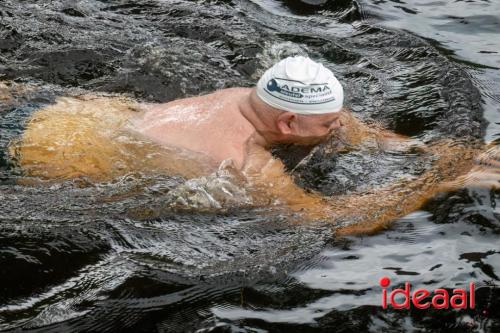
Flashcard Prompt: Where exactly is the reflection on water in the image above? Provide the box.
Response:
[213,207,499,330]
[0,0,499,331]
[360,0,500,142]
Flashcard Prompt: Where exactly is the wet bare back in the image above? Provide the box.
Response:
[9,95,218,180]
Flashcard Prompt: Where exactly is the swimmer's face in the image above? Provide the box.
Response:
[275,111,343,145]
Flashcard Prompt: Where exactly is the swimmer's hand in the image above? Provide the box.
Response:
[440,144,500,190]
[337,111,426,153]
[379,136,427,153]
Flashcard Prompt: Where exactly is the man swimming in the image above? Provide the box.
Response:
[9,56,498,230]
[133,56,345,170]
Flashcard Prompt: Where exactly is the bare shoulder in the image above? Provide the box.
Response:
[216,87,252,94]
[210,87,252,99]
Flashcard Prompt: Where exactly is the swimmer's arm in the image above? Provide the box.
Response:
[242,145,333,219]
[340,110,424,152]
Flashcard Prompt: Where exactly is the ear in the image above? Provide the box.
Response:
[276,112,298,135]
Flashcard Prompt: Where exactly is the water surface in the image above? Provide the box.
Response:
[0,0,499,332]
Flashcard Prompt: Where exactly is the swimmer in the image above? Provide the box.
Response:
[10,58,399,198]
[8,56,498,230]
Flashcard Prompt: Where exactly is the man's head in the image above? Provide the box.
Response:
[250,56,344,145]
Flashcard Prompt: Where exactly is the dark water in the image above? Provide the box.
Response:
[0,0,499,332]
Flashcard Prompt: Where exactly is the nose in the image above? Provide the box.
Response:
[329,118,342,130]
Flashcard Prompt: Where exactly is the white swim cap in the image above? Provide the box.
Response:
[256,56,343,115]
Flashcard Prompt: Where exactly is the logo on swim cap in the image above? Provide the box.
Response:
[267,79,280,92]
[264,78,335,105]
[256,56,344,114]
